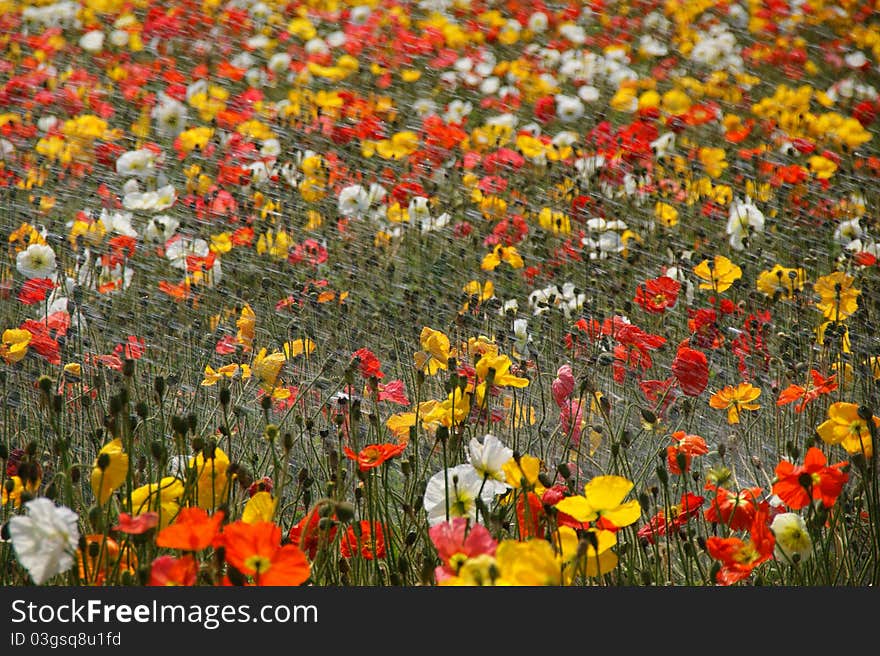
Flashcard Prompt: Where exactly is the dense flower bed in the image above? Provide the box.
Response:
[2,0,880,586]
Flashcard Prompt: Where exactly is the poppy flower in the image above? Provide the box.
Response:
[776,370,837,413]
[9,498,80,585]
[554,475,642,531]
[813,271,859,321]
[113,512,159,535]
[671,341,709,397]
[352,347,385,379]
[693,255,742,293]
[634,275,681,314]
[772,447,848,510]
[17,278,55,305]
[1,328,31,364]
[288,505,338,560]
[816,402,877,458]
[429,518,497,582]
[373,379,410,405]
[756,264,807,300]
[149,555,198,586]
[343,442,407,471]
[156,507,225,551]
[704,485,765,531]
[340,521,386,560]
[90,438,129,506]
[706,508,775,585]
[638,493,705,544]
[217,521,310,586]
[666,431,709,474]
[709,382,761,424]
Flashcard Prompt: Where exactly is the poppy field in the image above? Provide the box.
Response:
[2,0,880,588]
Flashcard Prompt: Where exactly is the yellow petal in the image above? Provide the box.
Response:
[242,491,277,524]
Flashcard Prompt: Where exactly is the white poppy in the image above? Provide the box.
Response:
[16,243,57,279]
[467,434,514,496]
[9,498,80,585]
[423,464,497,526]
[770,512,812,563]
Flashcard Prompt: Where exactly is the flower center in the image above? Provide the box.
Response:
[244,554,272,574]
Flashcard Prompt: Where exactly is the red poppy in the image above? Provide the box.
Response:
[704,485,765,531]
[638,493,705,544]
[776,370,837,413]
[156,508,224,551]
[372,379,410,405]
[113,512,159,535]
[351,348,384,380]
[340,521,386,560]
[772,447,848,510]
[343,442,406,471]
[705,507,775,585]
[666,431,709,474]
[149,555,198,586]
[633,275,681,314]
[19,318,62,365]
[217,520,310,586]
[17,278,55,305]
[671,341,709,397]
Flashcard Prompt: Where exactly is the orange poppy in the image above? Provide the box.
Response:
[709,382,761,424]
[772,447,848,510]
[156,507,225,551]
[217,521,310,586]
[666,431,709,474]
[343,442,407,471]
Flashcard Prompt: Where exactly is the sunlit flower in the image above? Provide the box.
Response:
[129,477,183,528]
[343,442,407,471]
[414,327,454,375]
[772,446,848,510]
[423,464,498,526]
[816,402,876,458]
[467,433,513,496]
[693,255,742,293]
[216,520,310,585]
[156,507,224,551]
[1,329,31,364]
[553,524,618,577]
[756,264,807,300]
[481,244,524,271]
[188,446,232,510]
[709,382,761,424]
[770,513,812,563]
[553,475,641,530]
[814,271,860,321]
